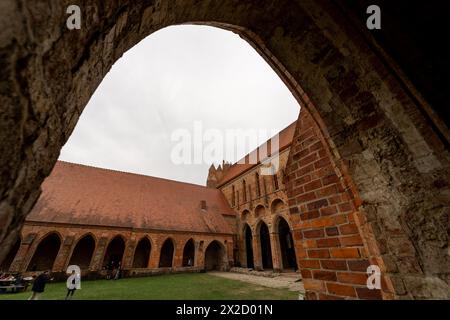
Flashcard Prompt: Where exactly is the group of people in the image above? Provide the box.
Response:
[104,260,122,280]
[27,270,80,300]
[0,271,30,288]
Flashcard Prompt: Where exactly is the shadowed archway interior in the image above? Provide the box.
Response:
[68,234,96,270]
[133,237,152,268]
[204,241,226,271]
[182,239,195,267]
[278,217,297,270]
[0,1,449,299]
[27,233,61,271]
[259,222,272,270]
[159,239,175,268]
[244,224,254,269]
[103,236,125,269]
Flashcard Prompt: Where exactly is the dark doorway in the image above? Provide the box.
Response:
[133,237,151,268]
[103,236,125,269]
[0,238,20,272]
[244,224,254,268]
[68,234,95,270]
[27,233,61,271]
[204,241,226,271]
[278,217,297,270]
[259,222,273,269]
[182,239,195,267]
[159,238,174,268]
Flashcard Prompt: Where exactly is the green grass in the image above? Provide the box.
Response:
[0,273,297,300]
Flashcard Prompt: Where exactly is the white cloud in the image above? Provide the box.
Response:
[59,25,300,185]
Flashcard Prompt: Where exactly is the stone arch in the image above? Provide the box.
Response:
[204,240,227,271]
[132,236,152,268]
[26,232,62,271]
[243,224,254,269]
[254,205,266,218]
[256,220,273,270]
[241,209,250,221]
[68,233,96,270]
[270,198,287,215]
[0,1,448,299]
[102,235,126,270]
[159,237,175,268]
[0,236,21,272]
[275,216,297,271]
[182,238,195,267]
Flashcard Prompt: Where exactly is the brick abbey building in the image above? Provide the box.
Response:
[0,120,298,279]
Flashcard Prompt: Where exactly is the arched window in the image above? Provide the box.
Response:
[242,180,247,202]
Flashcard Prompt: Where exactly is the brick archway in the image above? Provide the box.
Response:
[0,1,448,299]
[68,233,96,271]
[26,232,62,272]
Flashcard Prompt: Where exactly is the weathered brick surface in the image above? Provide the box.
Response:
[0,0,448,300]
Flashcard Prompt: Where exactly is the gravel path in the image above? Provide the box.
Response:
[208,271,305,297]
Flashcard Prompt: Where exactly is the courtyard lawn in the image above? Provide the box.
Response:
[0,273,298,300]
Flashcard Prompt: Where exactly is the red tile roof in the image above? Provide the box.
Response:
[27,161,234,234]
[217,121,297,187]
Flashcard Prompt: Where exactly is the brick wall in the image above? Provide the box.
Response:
[285,109,385,300]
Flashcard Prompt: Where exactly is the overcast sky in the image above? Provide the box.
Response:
[59,25,300,186]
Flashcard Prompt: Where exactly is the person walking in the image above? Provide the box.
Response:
[28,270,52,300]
[65,270,81,300]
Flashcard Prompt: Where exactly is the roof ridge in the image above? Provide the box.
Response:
[56,160,217,190]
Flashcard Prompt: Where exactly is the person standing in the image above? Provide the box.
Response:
[114,261,122,280]
[28,270,52,300]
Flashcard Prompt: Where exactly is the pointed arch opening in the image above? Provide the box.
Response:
[159,238,175,268]
[133,237,152,268]
[182,239,195,267]
[258,221,273,270]
[204,240,227,271]
[243,224,254,269]
[27,233,61,271]
[103,235,125,270]
[68,234,96,270]
[278,217,297,270]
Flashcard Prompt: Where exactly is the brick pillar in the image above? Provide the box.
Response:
[285,109,384,300]
[122,239,136,269]
[53,235,75,272]
[148,244,161,269]
[252,233,262,271]
[9,233,37,272]
[226,240,234,268]
[173,243,184,268]
[90,236,108,271]
[193,240,200,267]
[195,241,205,269]
[270,232,282,272]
